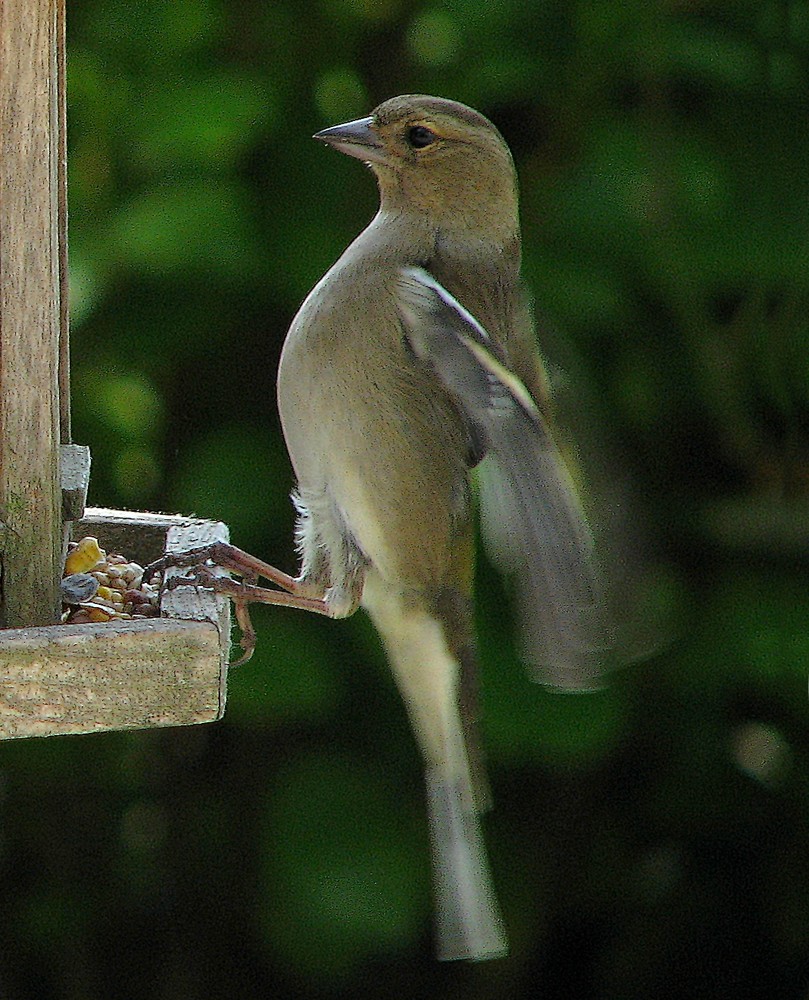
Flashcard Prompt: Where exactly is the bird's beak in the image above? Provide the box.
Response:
[313,115,389,166]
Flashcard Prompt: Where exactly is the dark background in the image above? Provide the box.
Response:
[2,1,809,997]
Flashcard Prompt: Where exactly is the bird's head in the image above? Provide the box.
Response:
[314,95,519,238]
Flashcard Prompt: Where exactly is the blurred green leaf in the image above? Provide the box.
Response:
[259,752,425,976]
[168,423,290,549]
[133,73,275,172]
[110,179,258,276]
[226,613,343,727]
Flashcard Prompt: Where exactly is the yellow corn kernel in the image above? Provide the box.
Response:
[65,537,104,575]
[85,605,114,622]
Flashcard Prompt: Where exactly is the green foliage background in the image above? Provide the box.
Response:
[3,0,809,996]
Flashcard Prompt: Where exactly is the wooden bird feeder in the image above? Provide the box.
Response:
[0,0,231,739]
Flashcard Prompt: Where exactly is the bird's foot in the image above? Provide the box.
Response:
[146,542,331,666]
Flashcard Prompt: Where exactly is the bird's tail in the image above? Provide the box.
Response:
[425,765,507,961]
[361,572,507,960]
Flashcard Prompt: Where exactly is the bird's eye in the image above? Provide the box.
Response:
[406,125,437,149]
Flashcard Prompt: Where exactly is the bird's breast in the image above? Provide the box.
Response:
[277,258,471,587]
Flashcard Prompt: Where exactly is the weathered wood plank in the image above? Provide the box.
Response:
[0,0,64,627]
[60,444,91,521]
[160,518,231,710]
[161,519,232,624]
[0,618,224,739]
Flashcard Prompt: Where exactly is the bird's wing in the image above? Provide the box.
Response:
[396,267,605,688]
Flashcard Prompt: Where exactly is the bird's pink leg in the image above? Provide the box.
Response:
[145,541,333,664]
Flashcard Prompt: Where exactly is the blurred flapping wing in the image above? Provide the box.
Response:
[396,267,605,688]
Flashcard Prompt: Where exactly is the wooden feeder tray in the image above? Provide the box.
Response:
[0,507,231,741]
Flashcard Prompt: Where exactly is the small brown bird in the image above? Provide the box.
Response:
[151,95,601,961]
[279,94,601,960]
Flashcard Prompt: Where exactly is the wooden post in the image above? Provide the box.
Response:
[0,0,64,627]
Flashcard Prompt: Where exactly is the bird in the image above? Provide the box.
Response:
[278,94,602,960]
[148,94,602,962]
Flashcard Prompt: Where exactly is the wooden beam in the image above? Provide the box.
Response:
[0,0,64,627]
[0,619,224,739]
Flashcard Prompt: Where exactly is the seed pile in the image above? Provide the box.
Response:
[61,536,161,624]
